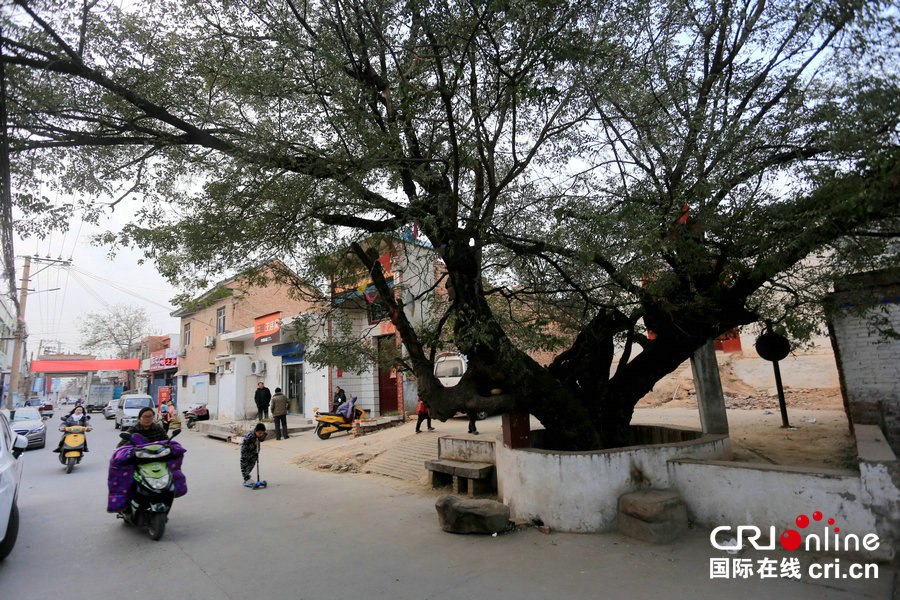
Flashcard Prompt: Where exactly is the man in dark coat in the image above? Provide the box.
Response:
[254,382,272,420]
[332,386,347,412]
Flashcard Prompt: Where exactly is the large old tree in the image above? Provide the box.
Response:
[2,0,898,449]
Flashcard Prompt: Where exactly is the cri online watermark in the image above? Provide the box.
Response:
[709,511,880,580]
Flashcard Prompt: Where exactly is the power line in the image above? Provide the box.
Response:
[71,266,174,311]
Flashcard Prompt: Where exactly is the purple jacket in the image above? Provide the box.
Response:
[107,435,187,513]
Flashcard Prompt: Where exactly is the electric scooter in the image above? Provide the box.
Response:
[58,425,90,473]
[313,396,365,439]
[116,429,184,540]
[182,404,209,429]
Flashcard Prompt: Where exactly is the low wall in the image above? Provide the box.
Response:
[496,423,898,560]
[671,424,898,561]
[496,425,730,532]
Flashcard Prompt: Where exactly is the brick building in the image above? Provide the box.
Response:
[826,268,900,454]
[172,263,325,420]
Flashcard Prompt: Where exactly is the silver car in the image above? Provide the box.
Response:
[0,411,28,560]
[2,409,46,450]
[103,399,118,420]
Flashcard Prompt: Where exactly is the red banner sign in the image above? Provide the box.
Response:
[157,386,171,410]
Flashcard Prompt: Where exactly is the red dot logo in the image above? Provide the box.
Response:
[796,515,809,528]
[834,527,840,532]
[827,518,835,525]
[812,511,823,521]
[780,530,802,551]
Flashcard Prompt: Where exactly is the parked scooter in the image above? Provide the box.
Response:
[113,429,185,540]
[58,424,90,473]
[313,396,365,439]
[182,404,209,429]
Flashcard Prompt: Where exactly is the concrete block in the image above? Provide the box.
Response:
[617,512,685,544]
[618,489,687,523]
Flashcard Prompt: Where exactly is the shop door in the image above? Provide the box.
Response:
[283,363,303,414]
[376,335,398,414]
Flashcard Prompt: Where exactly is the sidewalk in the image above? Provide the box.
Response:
[194,413,317,441]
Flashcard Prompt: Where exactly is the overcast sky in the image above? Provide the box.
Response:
[14,206,182,357]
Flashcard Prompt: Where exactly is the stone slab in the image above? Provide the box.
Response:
[425,458,494,479]
[618,489,687,523]
[855,424,897,463]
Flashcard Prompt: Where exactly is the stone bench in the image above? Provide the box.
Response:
[425,458,496,497]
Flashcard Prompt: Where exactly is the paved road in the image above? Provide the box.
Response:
[0,414,892,599]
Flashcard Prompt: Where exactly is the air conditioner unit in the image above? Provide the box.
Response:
[178,348,187,357]
[204,335,216,348]
[250,360,267,375]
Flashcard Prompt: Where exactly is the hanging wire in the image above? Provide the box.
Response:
[72,266,174,310]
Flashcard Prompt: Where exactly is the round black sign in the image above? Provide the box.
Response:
[755,331,790,362]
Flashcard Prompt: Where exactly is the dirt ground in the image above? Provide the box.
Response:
[633,353,855,470]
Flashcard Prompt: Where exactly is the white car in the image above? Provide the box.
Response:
[434,352,487,420]
[115,394,154,430]
[0,411,28,560]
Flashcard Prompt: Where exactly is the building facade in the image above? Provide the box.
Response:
[173,264,325,420]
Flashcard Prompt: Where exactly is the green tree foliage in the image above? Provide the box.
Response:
[2,0,898,449]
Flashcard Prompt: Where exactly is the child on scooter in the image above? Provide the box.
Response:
[240,423,267,485]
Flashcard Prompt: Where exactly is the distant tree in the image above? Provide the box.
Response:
[3,0,898,449]
[78,304,151,360]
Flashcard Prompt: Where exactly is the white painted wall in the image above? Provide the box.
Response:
[496,424,898,561]
[496,430,731,532]
[216,354,253,420]
[181,374,214,417]
[670,459,894,561]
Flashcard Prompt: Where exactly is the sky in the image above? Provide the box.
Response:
[14,207,182,357]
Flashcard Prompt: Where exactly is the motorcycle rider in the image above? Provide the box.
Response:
[332,386,347,411]
[53,405,92,452]
[118,407,168,447]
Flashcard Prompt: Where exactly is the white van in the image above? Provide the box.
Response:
[434,352,467,387]
[433,352,487,420]
[115,394,154,430]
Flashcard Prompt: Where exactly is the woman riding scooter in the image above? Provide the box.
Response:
[54,405,92,453]
[118,407,168,447]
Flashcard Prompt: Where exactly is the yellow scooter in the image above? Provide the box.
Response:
[59,425,90,473]
[314,397,365,439]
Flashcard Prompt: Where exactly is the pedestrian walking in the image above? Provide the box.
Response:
[415,398,435,433]
[240,423,267,485]
[271,387,290,440]
[254,382,271,420]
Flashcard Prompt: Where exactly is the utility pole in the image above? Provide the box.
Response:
[6,255,31,412]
